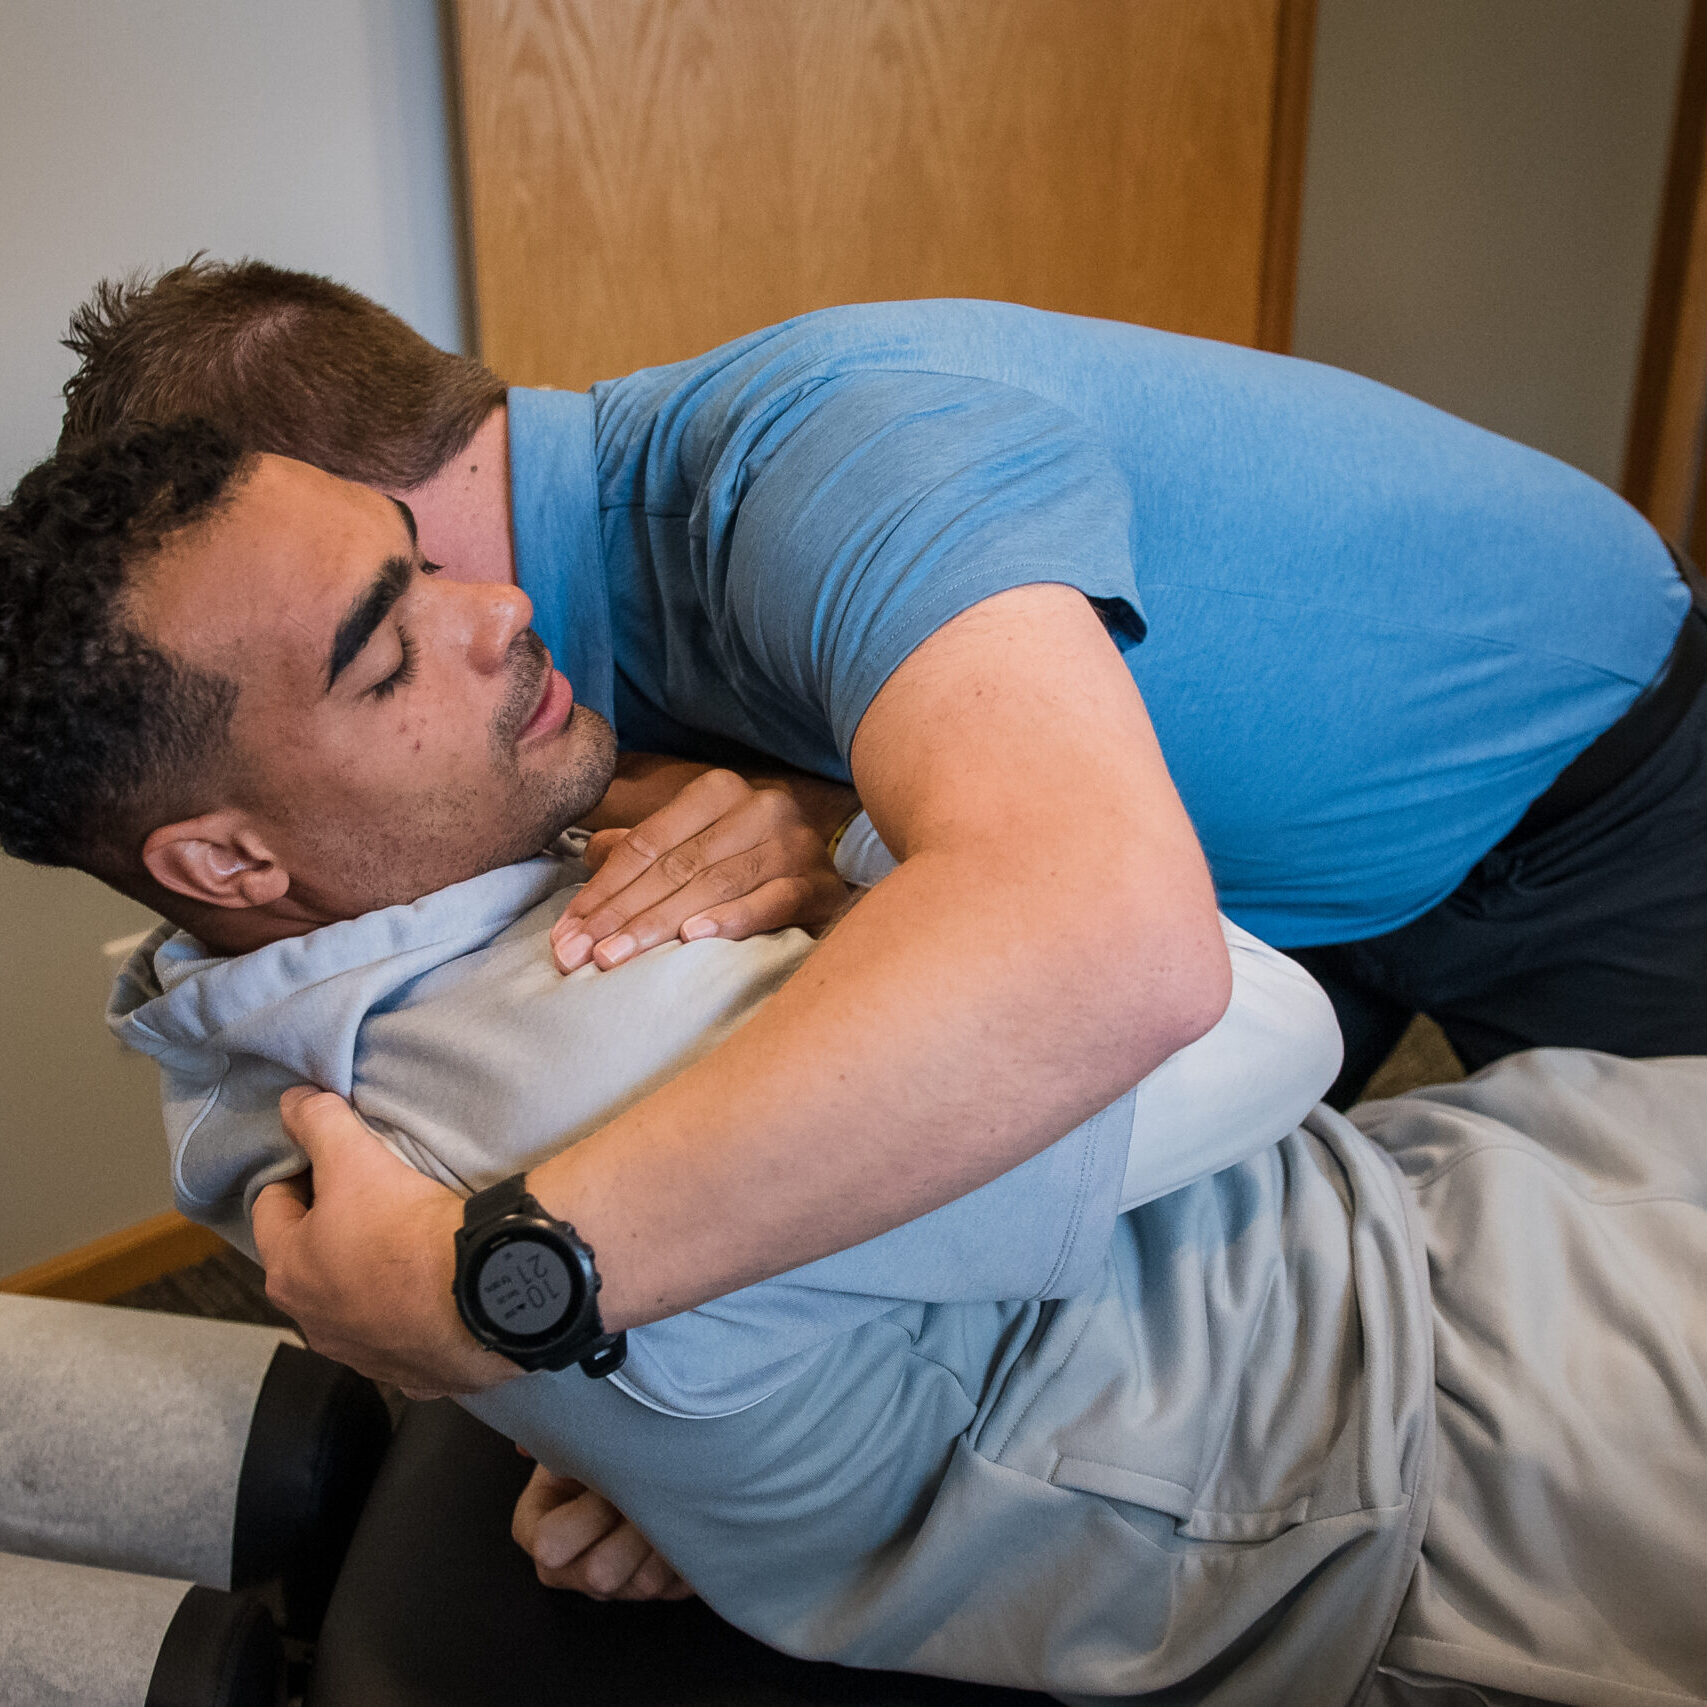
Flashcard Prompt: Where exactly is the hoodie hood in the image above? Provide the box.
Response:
[107,856,578,1248]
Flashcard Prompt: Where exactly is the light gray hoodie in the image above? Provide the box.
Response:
[107,842,1432,1705]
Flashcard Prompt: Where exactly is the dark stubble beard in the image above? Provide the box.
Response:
[488,629,617,857]
[299,634,617,919]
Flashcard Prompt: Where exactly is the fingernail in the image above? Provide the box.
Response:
[596,934,635,967]
[555,933,592,970]
[681,916,717,941]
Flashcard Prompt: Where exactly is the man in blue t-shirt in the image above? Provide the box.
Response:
[46,259,1707,1394]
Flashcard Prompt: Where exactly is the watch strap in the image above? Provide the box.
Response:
[455,1174,626,1379]
[577,1333,628,1378]
[462,1171,535,1226]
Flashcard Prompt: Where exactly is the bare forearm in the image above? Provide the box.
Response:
[529,825,1226,1329]
[529,587,1228,1327]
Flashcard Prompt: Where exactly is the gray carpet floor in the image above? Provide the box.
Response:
[113,1244,291,1326]
[1360,1012,1466,1101]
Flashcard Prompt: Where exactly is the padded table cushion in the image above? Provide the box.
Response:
[0,1554,282,1707]
[308,1400,1049,1707]
[0,1298,390,1638]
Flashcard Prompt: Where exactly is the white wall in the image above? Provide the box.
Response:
[1294,0,1690,487]
[0,0,466,1272]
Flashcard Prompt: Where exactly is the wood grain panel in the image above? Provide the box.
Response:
[456,0,1314,388]
[0,1210,223,1304]
[1626,0,1707,552]
[1256,0,1316,353]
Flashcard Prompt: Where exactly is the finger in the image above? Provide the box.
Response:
[572,801,819,963]
[680,874,848,945]
[551,828,678,970]
[511,1465,587,1552]
[587,846,782,967]
[248,1172,311,1267]
[553,829,742,971]
[579,828,628,874]
[555,824,733,967]
[531,1488,623,1573]
[571,1521,655,1598]
[278,1085,374,1165]
[617,1550,688,1602]
[557,770,752,927]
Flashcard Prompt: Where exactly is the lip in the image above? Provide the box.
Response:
[517,667,575,746]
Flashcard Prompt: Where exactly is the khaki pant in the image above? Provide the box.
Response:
[1356,1051,1707,1707]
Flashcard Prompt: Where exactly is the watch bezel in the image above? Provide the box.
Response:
[453,1177,625,1378]
[455,1217,590,1351]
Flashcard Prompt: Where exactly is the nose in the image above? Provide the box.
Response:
[458,581,536,675]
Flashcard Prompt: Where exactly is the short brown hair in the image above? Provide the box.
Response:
[59,257,506,490]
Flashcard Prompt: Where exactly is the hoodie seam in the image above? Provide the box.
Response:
[1037,1105,1102,1297]
[171,1053,235,1207]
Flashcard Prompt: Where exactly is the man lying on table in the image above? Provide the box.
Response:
[5,421,1706,1707]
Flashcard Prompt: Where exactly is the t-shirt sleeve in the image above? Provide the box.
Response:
[720,369,1147,761]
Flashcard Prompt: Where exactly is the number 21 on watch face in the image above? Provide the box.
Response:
[478,1238,573,1335]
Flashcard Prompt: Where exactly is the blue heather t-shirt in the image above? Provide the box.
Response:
[507,300,1687,947]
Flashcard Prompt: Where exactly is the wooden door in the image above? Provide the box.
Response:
[454,0,1316,388]
[1626,0,1707,558]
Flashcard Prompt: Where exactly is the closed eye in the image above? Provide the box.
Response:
[368,628,417,701]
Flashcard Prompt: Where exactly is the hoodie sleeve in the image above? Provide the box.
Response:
[609,918,1340,1419]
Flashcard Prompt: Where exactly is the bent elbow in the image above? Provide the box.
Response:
[1160,916,1234,1056]
[1100,903,1234,1082]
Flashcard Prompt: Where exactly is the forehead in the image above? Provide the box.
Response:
[130,455,401,677]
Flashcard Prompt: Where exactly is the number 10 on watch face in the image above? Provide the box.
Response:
[478,1238,574,1335]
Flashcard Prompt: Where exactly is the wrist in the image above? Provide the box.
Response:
[523,1150,635,1333]
[825,809,861,862]
[452,1173,625,1376]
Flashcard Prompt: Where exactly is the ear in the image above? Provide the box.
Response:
[141,812,291,911]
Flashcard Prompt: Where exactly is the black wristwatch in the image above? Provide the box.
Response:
[452,1174,626,1377]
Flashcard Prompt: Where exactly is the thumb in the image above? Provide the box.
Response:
[249,1171,310,1267]
[581,828,628,874]
[279,1084,374,1164]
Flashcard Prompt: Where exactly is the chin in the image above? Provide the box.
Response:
[543,703,618,821]
[485,706,617,870]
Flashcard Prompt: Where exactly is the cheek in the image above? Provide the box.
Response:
[394,710,504,791]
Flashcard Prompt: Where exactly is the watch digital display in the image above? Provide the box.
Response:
[476,1237,575,1338]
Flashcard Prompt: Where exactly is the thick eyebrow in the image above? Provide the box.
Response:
[325,553,414,692]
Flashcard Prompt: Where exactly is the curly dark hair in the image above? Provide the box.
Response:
[0,418,249,890]
[59,256,506,490]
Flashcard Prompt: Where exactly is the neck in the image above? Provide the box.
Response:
[165,892,337,959]
[395,405,516,586]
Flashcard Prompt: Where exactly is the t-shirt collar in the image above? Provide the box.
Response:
[506,386,615,727]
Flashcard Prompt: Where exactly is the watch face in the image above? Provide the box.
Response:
[476,1236,577,1339]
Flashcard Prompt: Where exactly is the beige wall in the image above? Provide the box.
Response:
[0,863,169,1271]
[1294,0,1690,486]
[0,0,467,1272]
[0,1,1691,1271]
